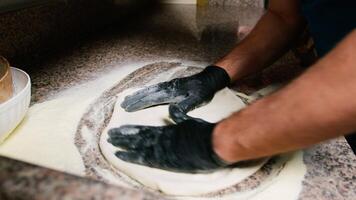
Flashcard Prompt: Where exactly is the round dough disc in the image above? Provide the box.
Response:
[99,88,265,196]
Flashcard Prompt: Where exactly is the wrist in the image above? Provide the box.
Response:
[214,60,235,78]
[212,103,265,163]
[211,121,239,163]
[215,49,264,82]
[198,65,231,91]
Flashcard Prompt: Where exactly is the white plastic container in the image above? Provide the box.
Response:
[0,67,31,142]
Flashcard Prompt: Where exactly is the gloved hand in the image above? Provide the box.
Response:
[121,65,230,113]
[108,105,230,173]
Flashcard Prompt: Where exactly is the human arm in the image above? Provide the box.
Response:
[121,0,305,115]
[213,30,356,162]
[108,32,356,172]
[216,0,305,81]
[108,1,356,172]
[108,34,356,171]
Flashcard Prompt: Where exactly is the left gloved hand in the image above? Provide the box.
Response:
[108,105,229,173]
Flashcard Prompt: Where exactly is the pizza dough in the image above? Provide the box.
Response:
[0,62,306,199]
[99,88,266,196]
[0,97,88,176]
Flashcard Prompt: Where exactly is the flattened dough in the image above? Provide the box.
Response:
[100,88,266,196]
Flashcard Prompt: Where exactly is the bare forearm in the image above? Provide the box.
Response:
[214,30,356,162]
[216,0,304,82]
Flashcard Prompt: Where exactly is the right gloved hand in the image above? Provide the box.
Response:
[108,105,229,173]
[121,65,230,114]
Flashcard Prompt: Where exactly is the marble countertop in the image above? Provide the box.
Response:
[0,4,355,200]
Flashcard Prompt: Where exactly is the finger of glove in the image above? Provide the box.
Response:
[108,134,143,150]
[109,125,142,136]
[176,95,205,113]
[121,82,174,110]
[169,102,213,124]
[121,84,163,108]
[123,90,186,112]
[169,103,195,124]
[108,127,143,150]
[108,126,162,150]
[115,151,148,166]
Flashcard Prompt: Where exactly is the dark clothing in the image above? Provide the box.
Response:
[345,134,356,154]
[301,0,356,57]
[300,0,356,153]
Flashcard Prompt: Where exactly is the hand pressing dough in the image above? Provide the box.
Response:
[99,88,266,196]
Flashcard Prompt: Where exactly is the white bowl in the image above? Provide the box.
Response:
[0,67,31,142]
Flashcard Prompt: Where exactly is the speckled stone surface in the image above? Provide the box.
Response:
[0,3,355,200]
[0,0,161,68]
[0,156,160,200]
[208,0,264,7]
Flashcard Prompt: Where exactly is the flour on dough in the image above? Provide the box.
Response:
[100,88,267,196]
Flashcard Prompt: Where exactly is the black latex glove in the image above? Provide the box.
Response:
[108,105,229,173]
[121,65,230,113]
